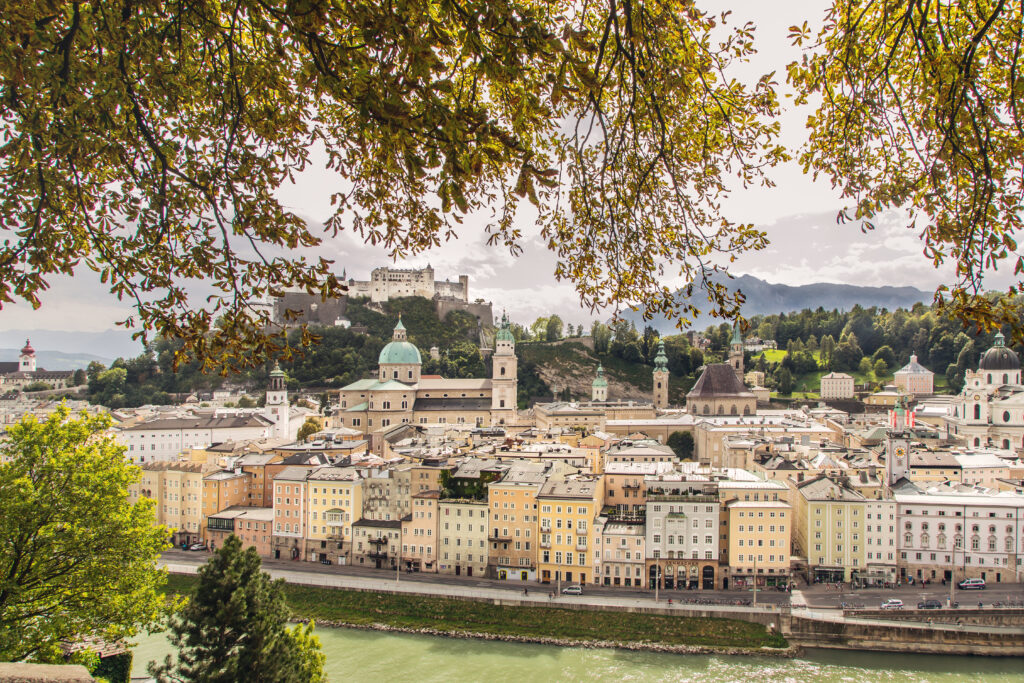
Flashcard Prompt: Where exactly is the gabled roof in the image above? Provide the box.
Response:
[687,363,754,398]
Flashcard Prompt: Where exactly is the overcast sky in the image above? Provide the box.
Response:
[3,1,1017,345]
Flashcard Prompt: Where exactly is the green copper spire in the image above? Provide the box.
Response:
[654,340,668,371]
[270,361,285,377]
[731,323,742,346]
[994,332,1006,347]
[394,314,405,331]
[592,363,608,388]
[496,311,514,342]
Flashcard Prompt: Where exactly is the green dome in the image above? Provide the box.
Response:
[592,364,608,388]
[379,340,422,365]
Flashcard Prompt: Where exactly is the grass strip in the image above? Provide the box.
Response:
[162,573,787,650]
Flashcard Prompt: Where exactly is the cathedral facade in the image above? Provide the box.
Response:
[336,315,518,433]
[946,333,1024,450]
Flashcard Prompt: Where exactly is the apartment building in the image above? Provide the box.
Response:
[271,466,310,561]
[486,464,547,581]
[593,518,645,588]
[793,476,867,583]
[132,461,210,546]
[404,490,440,572]
[537,480,602,586]
[723,500,791,589]
[306,466,363,565]
[645,481,721,590]
[439,499,489,577]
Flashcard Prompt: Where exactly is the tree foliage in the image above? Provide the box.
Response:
[1,0,784,371]
[150,535,326,683]
[0,406,169,663]
[296,418,320,443]
[667,430,694,460]
[789,1,1024,339]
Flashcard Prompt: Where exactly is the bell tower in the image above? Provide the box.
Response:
[491,312,518,424]
[728,324,744,382]
[885,397,911,486]
[653,340,669,409]
[265,362,290,439]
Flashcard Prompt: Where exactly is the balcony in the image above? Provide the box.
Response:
[368,551,389,560]
[621,482,642,490]
[368,537,389,546]
[647,494,717,503]
[539,541,551,549]
[575,542,588,551]
[488,533,512,542]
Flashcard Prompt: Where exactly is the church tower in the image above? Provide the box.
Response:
[491,312,518,424]
[18,339,36,373]
[591,364,608,402]
[728,324,744,381]
[653,340,669,409]
[885,397,911,486]
[265,362,290,439]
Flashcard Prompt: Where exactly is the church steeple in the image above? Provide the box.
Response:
[653,340,669,408]
[729,323,744,381]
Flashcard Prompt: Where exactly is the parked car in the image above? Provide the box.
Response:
[880,599,903,610]
[918,600,943,610]
[188,542,208,551]
[561,585,583,595]
[958,578,986,590]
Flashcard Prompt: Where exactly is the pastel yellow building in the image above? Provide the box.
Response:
[724,500,792,588]
[305,467,363,565]
[132,462,210,546]
[439,499,489,577]
[537,480,602,586]
[792,476,867,583]
[404,490,440,572]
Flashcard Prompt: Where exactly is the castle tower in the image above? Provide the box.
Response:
[885,396,911,486]
[18,339,36,373]
[490,312,518,424]
[265,362,290,440]
[653,340,669,409]
[728,324,744,381]
[591,364,608,402]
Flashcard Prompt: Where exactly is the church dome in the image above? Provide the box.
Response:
[379,340,422,365]
[592,364,608,388]
[979,333,1020,371]
[20,339,34,356]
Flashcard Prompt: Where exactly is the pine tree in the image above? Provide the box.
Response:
[150,536,326,683]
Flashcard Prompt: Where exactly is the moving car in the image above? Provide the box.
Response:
[561,585,583,595]
[958,578,986,590]
[917,600,942,610]
[188,542,208,551]
[880,599,903,610]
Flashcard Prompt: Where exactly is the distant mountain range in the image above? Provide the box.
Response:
[622,274,932,333]
[0,329,143,367]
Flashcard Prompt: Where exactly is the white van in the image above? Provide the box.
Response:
[958,578,986,590]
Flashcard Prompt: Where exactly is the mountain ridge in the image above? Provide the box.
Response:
[622,274,931,333]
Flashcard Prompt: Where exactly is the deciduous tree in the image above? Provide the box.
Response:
[1,1,784,370]
[0,406,169,663]
[790,1,1024,338]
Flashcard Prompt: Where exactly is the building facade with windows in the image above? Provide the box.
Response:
[337,316,519,432]
[537,480,602,586]
[645,481,721,590]
[723,500,791,589]
[438,499,489,577]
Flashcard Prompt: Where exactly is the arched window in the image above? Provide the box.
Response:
[920,533,930,548]
[717,405,724,415]
[937,534,946,548]
[904,532,913,546]
[954,535,963,549]
[987,373,993,383]
[974,437,981,447]
[1003,439,1010,449]
[500,367,506,376]
[1007,537,1015,553]
[743,405,751,415]
[702,404,710,415]
[974,404,981,420]
[971,535,980,551]
[1004,373,1009,384]
[730,404,738,415]
[988,536,997,552]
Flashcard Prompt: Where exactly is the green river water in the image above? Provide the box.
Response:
[131,627,1024,682]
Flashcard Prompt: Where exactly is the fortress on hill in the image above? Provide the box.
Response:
[273,265,493,329]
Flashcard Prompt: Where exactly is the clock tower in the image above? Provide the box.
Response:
[885,397,911,486]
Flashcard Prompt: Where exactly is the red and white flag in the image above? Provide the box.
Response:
[907,411,915,429]
[889,410,897,428]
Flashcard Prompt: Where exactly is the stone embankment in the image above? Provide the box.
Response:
[311,619,800,658]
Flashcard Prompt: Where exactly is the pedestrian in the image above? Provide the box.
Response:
[524,587,528,596]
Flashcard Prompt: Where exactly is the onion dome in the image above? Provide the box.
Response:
[20,339,35,356]
[979,333,1020,371]
[653,340,668,371]
[495,311,515,342]
[592,364,608,388]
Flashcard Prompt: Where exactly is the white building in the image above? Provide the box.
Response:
[947,333,1024,450]
[346,265,469,303]
[820,372,855,400]
[896,486,1024,584]
[117,414,274,463]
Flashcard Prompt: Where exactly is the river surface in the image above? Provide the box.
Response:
[131,626,1024,682]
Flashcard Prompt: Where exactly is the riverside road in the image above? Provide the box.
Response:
[160,549,1024,611]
